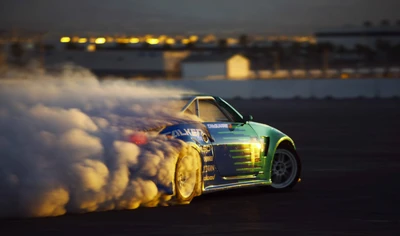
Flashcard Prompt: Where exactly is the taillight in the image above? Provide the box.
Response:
[129,132,148,145]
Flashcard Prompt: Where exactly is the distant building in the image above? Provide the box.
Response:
[181,53,250,79]
[315,25,400,49]
[0,44,6,74]
[44,50,190,78]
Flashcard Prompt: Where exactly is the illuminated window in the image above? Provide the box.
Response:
[184,102,196,116]
[189,35,198,42]
[130,38,140,43]
[116,38,129,44]
[146,38,159,45]
[198,99,230,122]
[78,38,87,43]
[60,37,71,43]
[202,34,216,43]
[227,38,238,45]
[166,38,175,44]
[87,44,96,52]
[95,37,106,44]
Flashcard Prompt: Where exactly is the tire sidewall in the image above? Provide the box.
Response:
[270,147,301,191]
[174,147,202,202]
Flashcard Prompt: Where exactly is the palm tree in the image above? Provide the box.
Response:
[380,19,390,26]
[336,45,347,54]
[375,39,391,66]
[375,40,391,52]
[289,42,302,56]
[11,42,24,65]
[288,42,302,68]
[317,42,335,53]
[238,34,249,48]
[270,41,284,71]
[186,42,195,49]
[302,43,318,66]
[355,44,375,63]
[392,43,400,62]
[141,42,150,49]
[218,38,228,50]
[363,21,372,27]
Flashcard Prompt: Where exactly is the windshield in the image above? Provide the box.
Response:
[215,97,244,122]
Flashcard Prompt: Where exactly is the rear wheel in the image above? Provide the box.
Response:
[174,147,202,203]
[270,148,301,190]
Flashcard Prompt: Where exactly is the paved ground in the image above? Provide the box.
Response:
[1,99,400,235]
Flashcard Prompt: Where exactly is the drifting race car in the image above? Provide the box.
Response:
[130,95,301,204]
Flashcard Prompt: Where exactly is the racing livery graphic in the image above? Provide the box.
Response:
[129,95,302,204]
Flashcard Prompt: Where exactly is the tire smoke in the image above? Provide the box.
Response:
[0,65,200,218]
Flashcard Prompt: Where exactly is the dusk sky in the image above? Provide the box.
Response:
[0,0,398,35]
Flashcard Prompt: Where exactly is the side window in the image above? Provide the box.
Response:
[218,106,236,121]
[216,99,243,122]
[198,99,230,122]
[184,102,196,116]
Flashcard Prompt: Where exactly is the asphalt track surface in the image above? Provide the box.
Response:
[1,99,400,235]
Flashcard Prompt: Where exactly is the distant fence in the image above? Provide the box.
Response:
[249,67,400,79]
[134,78,400,99]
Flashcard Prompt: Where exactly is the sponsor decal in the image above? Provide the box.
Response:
[207,123,229,129]
[203,164,216,181]
[201,145,211,154]
[203,165,215,172]
[165,128,204,138]
[204,175,216,181]
[203,155,213,162]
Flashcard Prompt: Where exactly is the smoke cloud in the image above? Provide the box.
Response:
[0,65,201,218]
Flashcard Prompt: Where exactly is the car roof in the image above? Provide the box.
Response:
[180,94,218,100]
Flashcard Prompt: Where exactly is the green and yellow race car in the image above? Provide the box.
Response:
[129,95,302,204]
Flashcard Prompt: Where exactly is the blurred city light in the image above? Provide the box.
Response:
[166,38,175,44]
[78,38,87,43]
[106,37,114,43]
[95,37,106,44]
[116,38,129,44]
[189,35,198,42]
[60,37,70,43]
[87,44,96,52]
[130,37,140,43]
[146,38,159,45]
[341,74,349,79]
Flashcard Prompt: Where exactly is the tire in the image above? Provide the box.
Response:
[173,146,202,204]
[269,147,301,191]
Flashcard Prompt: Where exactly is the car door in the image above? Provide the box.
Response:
[198,98,263,177]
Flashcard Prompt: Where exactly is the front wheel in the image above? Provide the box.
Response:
[270,148,301,191]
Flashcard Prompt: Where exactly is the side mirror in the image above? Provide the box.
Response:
[242,114,253,122]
